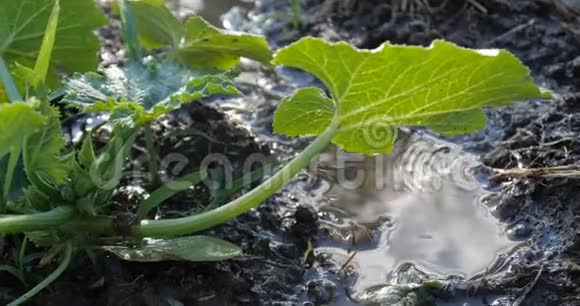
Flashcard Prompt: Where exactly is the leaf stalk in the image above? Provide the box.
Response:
[0,206,75,233]
[0,57,23,102]
[8,240,73,306]
[134,120,339,237]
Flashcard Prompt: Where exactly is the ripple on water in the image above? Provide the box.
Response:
[312,131,516,303]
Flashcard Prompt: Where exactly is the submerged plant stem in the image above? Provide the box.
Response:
[135,121,339,237]
[8,241,73,306]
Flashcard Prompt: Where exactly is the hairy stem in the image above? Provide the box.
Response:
[0,56,22,102]
[144,123,159,187]
[0,206,75,233]
[8,241,73,306]
[134,121,339,237]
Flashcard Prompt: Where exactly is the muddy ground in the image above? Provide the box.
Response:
[2,0,580,305]
[239,0,580,305]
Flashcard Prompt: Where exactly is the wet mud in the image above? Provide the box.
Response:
[228,0,580,305]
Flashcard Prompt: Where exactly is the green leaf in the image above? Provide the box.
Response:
[103,236,242,262]
[0,102,45,159]
[32,0,60,86]
[174,17,272,70]
[272,38,549,154]
[273,87,334,136]
[23,103,70,186]
[90,125,137,190]
[62,60,241,126]
[126,1,272,70]
[126,0,183,49]
[0,0,107,86]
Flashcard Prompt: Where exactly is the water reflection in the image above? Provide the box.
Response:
[313,131,515,299]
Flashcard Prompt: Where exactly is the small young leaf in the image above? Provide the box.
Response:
[23,103,70,186]
[126,1,272,70]
[103,236,242,262]
[0,103,45,159]
[272,38,549,154]
[62,60,241,126]
[0,0,107,87]
[126,0,183,49]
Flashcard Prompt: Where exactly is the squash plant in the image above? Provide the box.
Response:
[0,0,550,304]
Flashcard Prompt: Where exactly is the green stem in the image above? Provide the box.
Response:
[0,206,75,233]
[0,122,338,237]
[137,170,205,219]
[60,215,116,235]
[0,56,22,102]
[144,124,159,187]
[2,149,21,207]
[18,235,28,273]
[135,121,339,237]
[8,241,73,306]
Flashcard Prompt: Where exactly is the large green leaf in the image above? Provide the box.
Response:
[0,0,107,84]
[0,102,45,159]
[62,60,241,126]
[103,236,242,262]
[126,0,272,70]
[272,38,550,154]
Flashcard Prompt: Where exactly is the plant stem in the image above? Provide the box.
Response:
[135,121,339,237]
[144,123,159,187]
[137,170,205,219]
[0,56,22,102]
[8,240,73,306]
[0,122,338,237]
[0,206,75,233]
[3,149,21,199]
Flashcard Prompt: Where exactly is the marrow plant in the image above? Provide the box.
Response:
[0,0,550,304]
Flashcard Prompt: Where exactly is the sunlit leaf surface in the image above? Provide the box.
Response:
[273,38,550,154]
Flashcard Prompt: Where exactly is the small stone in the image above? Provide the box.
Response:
[307,279,336,305]
[506,222,533,240]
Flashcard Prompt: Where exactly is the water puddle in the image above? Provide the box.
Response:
[307,131,516,305]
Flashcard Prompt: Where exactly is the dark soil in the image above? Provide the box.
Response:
[240,0,580,305]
